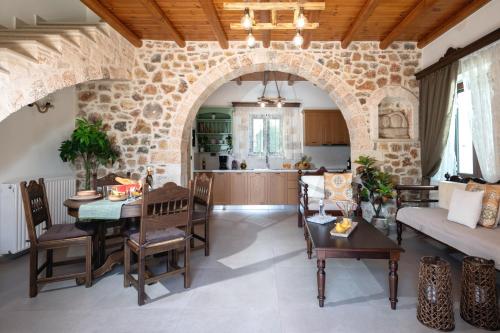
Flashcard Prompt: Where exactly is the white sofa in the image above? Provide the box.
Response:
[396,181,500,269]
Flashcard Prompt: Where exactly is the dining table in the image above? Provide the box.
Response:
[63,197,143,279]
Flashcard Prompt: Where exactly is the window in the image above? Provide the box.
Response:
[249,114,282,156]
[434,77,480,180]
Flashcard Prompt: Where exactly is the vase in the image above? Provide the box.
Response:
[371,217,389,233]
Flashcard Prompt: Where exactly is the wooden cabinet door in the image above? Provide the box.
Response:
[304,112,324,146]
[287,188,298,205]
[247,173,268,205]
[212,173,228,205]
[268,173,287,204]
[330,111,350,144]
[230,172,248,204]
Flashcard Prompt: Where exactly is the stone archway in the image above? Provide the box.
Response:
[170,50,370,183]
[0,26,134,122]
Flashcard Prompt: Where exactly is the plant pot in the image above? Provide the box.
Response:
[371,217,388,231]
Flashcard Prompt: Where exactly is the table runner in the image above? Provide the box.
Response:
[79,199,127,220]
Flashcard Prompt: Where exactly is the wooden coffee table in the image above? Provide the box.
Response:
[306,217,404,308]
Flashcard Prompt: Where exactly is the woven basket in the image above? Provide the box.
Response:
[460,256,499,331]
[417,256,455,331]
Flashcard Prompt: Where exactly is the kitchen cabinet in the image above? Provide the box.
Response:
[287,172,299,205]
[230,172,248,204]
[268,173,287,205]
[212,172,229,205]
[304,110,350,146]
[247,173,268,204]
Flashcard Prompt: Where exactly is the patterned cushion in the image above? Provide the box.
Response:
[324,172,353,201]
[465,181,500,228]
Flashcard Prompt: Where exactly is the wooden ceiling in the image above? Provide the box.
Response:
[81,0,491,49]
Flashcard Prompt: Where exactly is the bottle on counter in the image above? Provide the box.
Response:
[145,166,153,190]
[202,158,206,170]
[347,158,351,170]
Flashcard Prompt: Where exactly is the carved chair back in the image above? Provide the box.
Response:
[138,182,193,246]
[192,173,213,208]
[20,179,53,245]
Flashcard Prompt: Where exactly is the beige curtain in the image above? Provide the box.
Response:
[419,62,459,181]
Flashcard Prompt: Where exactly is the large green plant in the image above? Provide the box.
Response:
[355,155,395,218]
[59,118,119,190]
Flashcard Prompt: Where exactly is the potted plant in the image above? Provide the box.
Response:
[354,155,395,229]
[59,117,119,190]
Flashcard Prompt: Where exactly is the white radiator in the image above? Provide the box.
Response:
[0,177,76,255]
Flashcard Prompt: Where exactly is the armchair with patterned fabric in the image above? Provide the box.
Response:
[297,167,362,229]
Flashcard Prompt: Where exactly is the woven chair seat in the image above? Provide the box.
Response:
[129,227,186,246]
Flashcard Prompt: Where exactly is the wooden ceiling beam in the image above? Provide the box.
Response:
[138,0,185,47]
[417,0,490,48]
[341,0,381,49]
[224,2,325,11]
[380,0,437,50]
[198,0,228,49]
[260,0,271,48]
[302,10,320,49]
[80,0,142,47]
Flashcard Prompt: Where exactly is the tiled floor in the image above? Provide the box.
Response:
[0,209,497,332]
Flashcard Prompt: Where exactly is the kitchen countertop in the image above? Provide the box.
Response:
[193,168,346,173]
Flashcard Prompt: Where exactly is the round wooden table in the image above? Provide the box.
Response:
[63,198,142,279]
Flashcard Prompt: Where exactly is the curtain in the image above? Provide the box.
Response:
[419,61,459,182]
[459,40,500,183]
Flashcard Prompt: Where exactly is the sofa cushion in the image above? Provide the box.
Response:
[301,175,324,199]
[438,181,467,209]
[466,181,500,228]
[447,189,484,229]
[324,172,352,201]
[397,207,500,269]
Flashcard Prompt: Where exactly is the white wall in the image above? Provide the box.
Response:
[203,81,338,109]
[198,80,350,170]
[0,0,96,28]
[421,1,500,68]
[0,87,77,184]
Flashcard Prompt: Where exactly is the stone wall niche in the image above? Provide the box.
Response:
[378,97,410,139]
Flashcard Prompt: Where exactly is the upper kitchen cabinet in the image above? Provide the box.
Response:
[304,110,350,146]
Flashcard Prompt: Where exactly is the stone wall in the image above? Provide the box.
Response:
[76,40,422,185]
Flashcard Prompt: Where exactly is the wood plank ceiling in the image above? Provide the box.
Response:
[82,0,491,49]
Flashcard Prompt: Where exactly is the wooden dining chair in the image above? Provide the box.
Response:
[191,173,214,256]
[20,179,94,297]
[123,182,193,306]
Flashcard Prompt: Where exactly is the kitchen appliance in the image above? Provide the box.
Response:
[219,155,228,170]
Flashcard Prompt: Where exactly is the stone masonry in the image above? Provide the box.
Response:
[74,40,421,185]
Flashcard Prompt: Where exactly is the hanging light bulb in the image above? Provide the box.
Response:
[293,31,304,47]
[246,32,256,48]
[240,8,253,30]
[277,100,283,108]
[295,10,308,29]
[260,101,266,108]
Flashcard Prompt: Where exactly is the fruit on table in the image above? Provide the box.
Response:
[334,223,348,234]
[340,218,352,229]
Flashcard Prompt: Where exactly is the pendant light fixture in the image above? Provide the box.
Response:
[257,71,286,108]
[246,30,256,48]
[240,8,253,30]
[293,31,304,47]
[295,9,308,29]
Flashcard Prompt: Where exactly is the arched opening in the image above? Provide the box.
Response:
[189,71,352,178]
[170,51,369,184]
